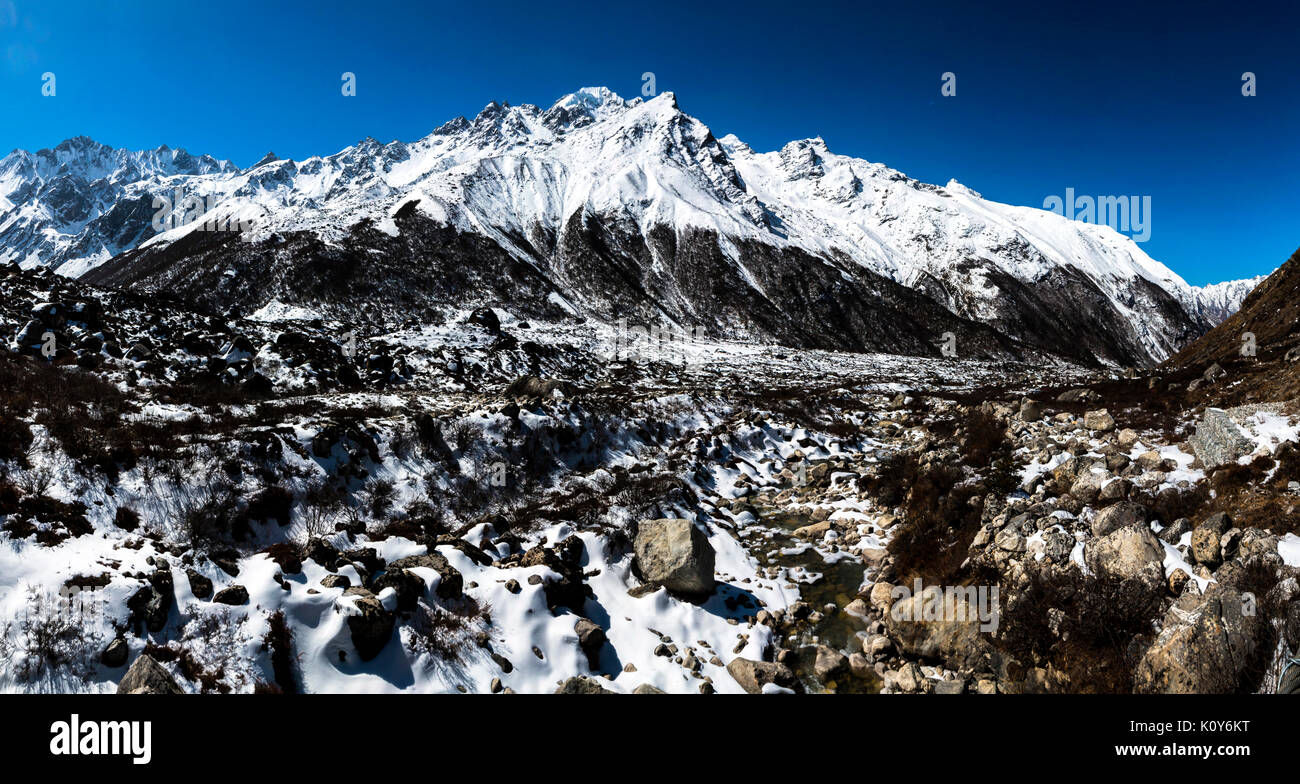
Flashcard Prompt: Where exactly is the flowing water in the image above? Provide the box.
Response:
[746,506,883,693]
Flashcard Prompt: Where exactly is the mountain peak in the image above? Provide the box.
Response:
[549,86,624,112]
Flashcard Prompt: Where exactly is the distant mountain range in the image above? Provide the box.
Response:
[0,87,1264,366]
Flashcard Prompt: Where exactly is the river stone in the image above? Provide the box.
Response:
[1187,408,1254,470]
[894,661,924,692]
[555,676,615,694]
[813,646,849,681]
[117,653,184,694]
[793,520,833,540]
[726,658,797,694]
[633,518,716,595]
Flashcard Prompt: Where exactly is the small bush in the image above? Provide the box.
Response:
[114,506,140,531]
[991,568,1163,693]
[887,460,983,585]
[959,408,1009,467]
[404,598,489,663]
[263,610,298,694]
[245,486,293,526]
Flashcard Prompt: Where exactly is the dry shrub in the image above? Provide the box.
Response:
[887,460,984,585]
[405,597,490,663]
[992,568,1163,693]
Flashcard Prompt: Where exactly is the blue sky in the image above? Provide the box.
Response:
[1,0,1295,285]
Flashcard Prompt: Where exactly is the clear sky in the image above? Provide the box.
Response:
[1,0,1295,285]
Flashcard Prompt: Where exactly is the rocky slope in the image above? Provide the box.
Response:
[2,256,1298,695]
[1164,247,1300,407]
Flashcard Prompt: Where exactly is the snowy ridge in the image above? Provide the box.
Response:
[1189,275,1267,324]
[0,87,1252,363]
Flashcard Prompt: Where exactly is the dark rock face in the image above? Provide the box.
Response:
[388,552,463,600]
[370,568,425,611]
[185,568,213,599]
[82,210,1069,364]
[101,637,129,668]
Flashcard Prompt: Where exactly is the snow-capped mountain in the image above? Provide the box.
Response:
[0,136,237,277]
[0,88,1254,366]
[1189,275,1266,325]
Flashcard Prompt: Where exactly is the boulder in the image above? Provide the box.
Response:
[793,520,833,540]
[884,585,1000,672]
[389,552,463,599]
[371,568,425,611]
[1159,517,1193,544]
[1083,409,1116,432]
[1134,582,1264,693]
[1091,501,1144,538]
[1057,388,1100,404]
[100,637,129,668]
[1187,408,1254,470]
[1018,399,1044,421]
[504,375,570,399]
[1190,526,1223,568]
[212,585,249,605]
[1069,469,1107,505]
[554,676,615,694]
[1167,568,1191,596]
[117,654,184,694]
[1084,524,1165,592]
[813,646,849,681]
[345,592,395,662]
[184,568,213,599]
[574,618,606,668]
[633,518,716,595]
[726,658,798,694]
